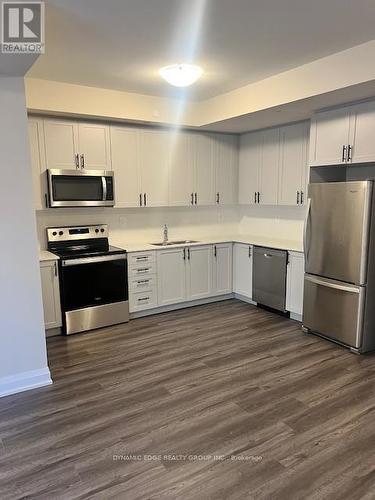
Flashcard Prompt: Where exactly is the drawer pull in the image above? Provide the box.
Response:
[136,256,148,261]
[138,297,150,301]
[137,268,150,272]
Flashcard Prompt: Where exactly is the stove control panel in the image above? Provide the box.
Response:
[47,225,109,242]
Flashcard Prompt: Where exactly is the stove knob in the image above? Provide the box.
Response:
[59,231,64,236]
[52,231,57,236]
[100,228,105,233]
[95,228,99,233]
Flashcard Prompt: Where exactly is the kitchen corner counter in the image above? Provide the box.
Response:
[112,234,303,254]
[39,250,59,262]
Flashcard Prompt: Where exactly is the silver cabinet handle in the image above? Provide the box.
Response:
[305,274,360,293]
[138,297,150,301]
[248,246,252,258]
[257,192,260,204]
[136,256,148,261]
[137,267,150,272]
[214,245,217,258]
[54,261,58,276]
[136,279,149,284]
[342,145,347,162]
[144,193,147,206]
[216,192,220,204]
[301,191,304,205]
[254,192,257,204]
[297,191,300,205]
[183,248,186,260]
[264,253,273,258]
[188,248,191,260]
[75,154,80,169]
[80,154,85,169]
[194,193,197,205]
[191,193,194,205]
[139,193,143,207]
[347,144,352,162]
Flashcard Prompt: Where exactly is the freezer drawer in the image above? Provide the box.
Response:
[253,247,287,311]
[303,274,365,348]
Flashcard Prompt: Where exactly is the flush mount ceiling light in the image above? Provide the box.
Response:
[159,64,203,87]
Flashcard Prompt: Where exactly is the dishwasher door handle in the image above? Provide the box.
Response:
[263,253,273,258]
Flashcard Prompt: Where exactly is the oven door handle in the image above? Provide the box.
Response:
[102,176,107,201]
[62,254,126,266]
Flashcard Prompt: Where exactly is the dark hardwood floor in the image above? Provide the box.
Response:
[1,299,375,499]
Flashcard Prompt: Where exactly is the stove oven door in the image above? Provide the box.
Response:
[60,254,129,334]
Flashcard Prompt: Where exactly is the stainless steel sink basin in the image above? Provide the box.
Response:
[151,240,199,246]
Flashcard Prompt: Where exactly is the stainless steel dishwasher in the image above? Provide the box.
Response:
[253,246,288,312]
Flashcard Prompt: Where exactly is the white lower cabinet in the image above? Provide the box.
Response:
[233,243,253,299]
[212,243,233,295]
[157,248,187,306]
[186,245,213,300]
[286,251,304,318]
[40,260,62,330]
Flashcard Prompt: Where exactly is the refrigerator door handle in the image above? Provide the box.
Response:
[305,274,360,294]
[303,197,311,258]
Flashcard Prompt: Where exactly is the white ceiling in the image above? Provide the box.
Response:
[29,0,375,101]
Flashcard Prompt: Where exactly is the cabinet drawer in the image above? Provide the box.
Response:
[129,276,155,291]
[130,287,157,312]
[129,263,157,277]
[129,251,156,266]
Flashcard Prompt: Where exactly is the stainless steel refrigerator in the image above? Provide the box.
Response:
[303,181,375,353]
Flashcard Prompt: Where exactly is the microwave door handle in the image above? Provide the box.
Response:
[102,177,107,201]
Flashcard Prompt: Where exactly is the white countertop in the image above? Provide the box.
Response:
[39,250,59,262]
[112,234,303,253]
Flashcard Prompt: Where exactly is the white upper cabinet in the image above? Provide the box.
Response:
[43,118,111,170]
[139,129,170,207]
[169,132,194,206]
[157,247,187,306]
[43,119,79,170]
[214,134,239,205]
[258,127,279,205]
[349,100,375,164]
[239,131,262,205]
[212,243,233,295]
[278,122,309,206]
[77,122,111,170]
[110,126,141,208]
[309,107,351,166]
[186,245,212,300]
[193,133,215,206]
[233,243,253,299]
[28,117,46,210]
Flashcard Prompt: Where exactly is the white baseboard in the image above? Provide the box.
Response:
[130,294,234,319]
[233,293,257,305]
[290,312,302,322]
[0,367,52,398]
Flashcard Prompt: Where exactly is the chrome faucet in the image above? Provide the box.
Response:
[163,224,168,245]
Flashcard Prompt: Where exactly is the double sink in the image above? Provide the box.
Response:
[151,240,199,247]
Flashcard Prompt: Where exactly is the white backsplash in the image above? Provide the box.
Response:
[36,204,305,249]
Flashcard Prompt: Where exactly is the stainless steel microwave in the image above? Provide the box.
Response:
[47,169,115,208]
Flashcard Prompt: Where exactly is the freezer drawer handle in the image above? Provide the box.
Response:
[305,275,360,294]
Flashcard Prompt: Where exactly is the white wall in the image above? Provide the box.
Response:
[238,205,305,241]
[0,77,51,397]
[36,205,239,249]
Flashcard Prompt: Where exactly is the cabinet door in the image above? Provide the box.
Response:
[286,252,304,317]
[259,128,279,205]
[139,129,170,207]
[43,119,79,170]
[186,245,212,300]
[309,108,351,166]
[194,134,215,206]
[77,122,111,170]
[110,126,141,208]
[350,101,375,164]
[278,122,309,206]
[169,132,194,206]
[157,248,186,306]
[239,131,261,205]
[212,243,233,295]
[40,261,62,329]
[233,243,253,299]
[28,118,46,210]
[215,134,239,205]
